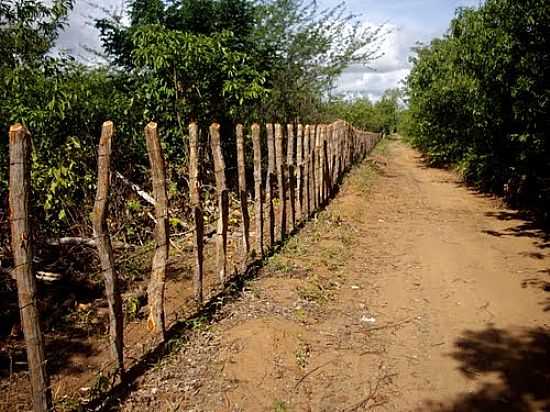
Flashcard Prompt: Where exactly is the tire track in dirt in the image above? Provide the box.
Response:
[118,138,549,412]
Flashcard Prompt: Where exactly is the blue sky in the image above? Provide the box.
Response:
[56,0,483,101]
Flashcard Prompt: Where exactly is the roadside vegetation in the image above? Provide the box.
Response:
[401,0,550,218]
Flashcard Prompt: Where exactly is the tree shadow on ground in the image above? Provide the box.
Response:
[484,210,550,249]
[420,326,550,412]
[483,210,550,313]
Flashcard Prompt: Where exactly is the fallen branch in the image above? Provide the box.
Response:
[362,317,415,333]
[3,269,62,282]
[35,271,62,282]
[341,369,396,412]
[46,237,135,250]
[114,171,156,206]
[46,237,96,247]
[295,359,337,389]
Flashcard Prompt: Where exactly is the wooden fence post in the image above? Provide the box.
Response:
[310,125,317,212]
[343,124,348,171]
[210,123,229,283]
[145,122,169,341]
[236,124,251,258]
[189,123,204,303]
[309,125,314,214]
[322,129,330,204]
[92,121,124,378]
[296,124,303,221]
[286,124,296,232]
[316,125,323,208]
[9,124,52,412]
[327,124,334,193]
[333,123,340,184]
[338,123,343,180]
[251,124,264,259]
[275,124,287,242]
[346,125,353,169]
[340,123,344,172]
[304,125,311,218]
[330,124,337,193]
[266,123,276,248]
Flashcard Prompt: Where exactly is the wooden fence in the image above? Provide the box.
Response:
[6,119,381,412]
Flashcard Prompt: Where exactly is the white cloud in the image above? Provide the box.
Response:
[335,23,415,101]
[330,0,485,100]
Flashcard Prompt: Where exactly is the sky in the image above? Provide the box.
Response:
[56,0,483,101]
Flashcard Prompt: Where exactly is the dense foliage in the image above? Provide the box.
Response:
[406,0,550,215]
[322,88,402,134]
[0,0,383,240]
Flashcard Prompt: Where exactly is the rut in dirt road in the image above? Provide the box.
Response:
[118,138,549,412]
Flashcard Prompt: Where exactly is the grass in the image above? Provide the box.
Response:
[346,137,391,195]
[294,307,307,322]
[296,275,334,305]
[273,399,289,412]
[266,255,295,274]
[295,339,311,369]
[374,134,393,156]
[54,396,82,412]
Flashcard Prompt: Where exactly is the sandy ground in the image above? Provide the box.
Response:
[112,138,549,411]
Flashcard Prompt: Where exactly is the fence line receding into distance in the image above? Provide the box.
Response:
[5,118,381,412]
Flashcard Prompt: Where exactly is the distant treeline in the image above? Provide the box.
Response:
[322,89,402,136]
[403,0,550,218]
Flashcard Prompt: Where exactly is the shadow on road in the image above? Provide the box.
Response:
[420,326,550,411]
[483,210,550,249]
[482,210,550,313]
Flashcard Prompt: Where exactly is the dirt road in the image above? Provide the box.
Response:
[118,138,549,411]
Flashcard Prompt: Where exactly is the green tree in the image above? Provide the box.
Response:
[252,0,384,122]
[321,88,402,134]
[406,0,550,214]
[1,0,74,193]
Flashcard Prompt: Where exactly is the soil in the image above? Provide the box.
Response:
[112,138,549,411]
[3,138,549,411]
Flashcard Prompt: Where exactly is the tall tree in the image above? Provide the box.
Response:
[252,0,385,122]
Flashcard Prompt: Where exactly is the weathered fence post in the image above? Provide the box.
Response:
[251,124,264,259]
[304,125,311,217]
[330,124,337,194]
[343,124,348,171]
[210,123,229,282]
[275,124,287,242]
[189,123,204,303]
[92,121,124,378]
[316,125,323,208]
[336,122,342,182]
[287,124,296,232]
[332,123,339,185]
[145,122,169,341]
[266,123,276,248]
[9,124,52,412]
[322,129,330,204]
[346,124,352,169]
[236,124,251,259]
[296,124,303,221]
[310,125,318,212]
[327,124,334,194]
